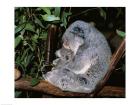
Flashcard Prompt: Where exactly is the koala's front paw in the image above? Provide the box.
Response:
[52,58,60,65]
[44,69,73,90]
[44,70,60,86]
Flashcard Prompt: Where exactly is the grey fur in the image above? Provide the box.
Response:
[43,20,112,93]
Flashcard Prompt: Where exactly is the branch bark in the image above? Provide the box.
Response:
[15,78,124,97]
[44,24,58,72]
[15,78,90,97]
[97,86,125,97]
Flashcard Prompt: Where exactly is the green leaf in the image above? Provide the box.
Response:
[39,32,48,39]
[23,40,28,46]
[25,23,35,33]
[15,91,22,98]
[116,29,125,38]
[24,53,33,67]
[41,7,51,15]
[15,23,26,34]
[27,43,34,51]
[54,7,61,17]
[61,11,72,28]
[20,29,25,36]
[34,16,45,28]
[63,18,67,28]
[20,15,26,23]
[20,48,30,61]
[15,56,21,64]
[41,14,60,21]
[15,35,22,48]
[31,34,39,43]
[30,78,40,87]
[62,12,72,18]
[36,29,40,35]
[99,8,106,20]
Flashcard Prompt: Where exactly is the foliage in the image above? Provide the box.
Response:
[99,8,106,20]
[15,7,72,79]
[30,78,40,86]
[15,7,72,97]
[116,29,125,38]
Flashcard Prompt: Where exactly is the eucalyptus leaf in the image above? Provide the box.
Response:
[40,7,51,15]
[15,23,26,34]
[25,23,36,33]
[39,32,47,39]
[62,12,72,18]
[30,78,40,87]
[54,7,61,17]
[32,41,37,51]
[41,14,60,21]
[20,29,25,37]
[116,29,125,38]
[99,8,106,20]
[20,15,26,23]
[61,11,72,28]
[27,43,34,51]
[20,48,30,61]
[23,40,28,46]
[34,16,45,28]
[63,18,67,28]
[15,35,22,48]
[16,55,21,64]
[24,53,33,67]
[36,29,40,35]
[32,34,39,43]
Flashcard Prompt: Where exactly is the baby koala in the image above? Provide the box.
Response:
[43,20,112,93]
[52,47,74,70]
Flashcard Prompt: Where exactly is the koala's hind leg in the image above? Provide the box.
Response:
[46,69,93,93]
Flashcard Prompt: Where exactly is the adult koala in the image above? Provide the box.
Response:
[43,20,112,93]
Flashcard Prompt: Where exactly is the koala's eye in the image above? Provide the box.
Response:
[73,27,84,33]
[74,27,79,31]
[70,27,85,39]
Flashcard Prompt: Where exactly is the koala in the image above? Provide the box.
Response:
[52,47,74,69]
[43,20,112,93]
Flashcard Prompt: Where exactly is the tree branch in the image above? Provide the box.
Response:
[97,86,125,97]
[15,78,125,97]
[15,38,125,97]
[15,78,90,97]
